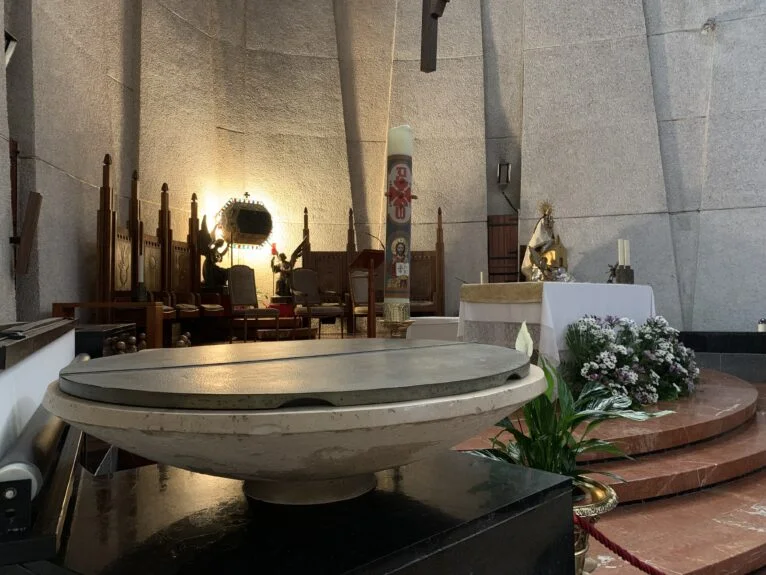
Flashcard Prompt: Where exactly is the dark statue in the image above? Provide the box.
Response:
[271,237,308,297]
[607,263,618,284]
[199,215,229,289]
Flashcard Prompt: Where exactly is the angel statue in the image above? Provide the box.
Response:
[271,236,308,297]
[199,215,229,289]
[521,200,574,282]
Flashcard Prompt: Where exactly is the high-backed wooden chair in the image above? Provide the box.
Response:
[228,265,279,342]
[292,268,345,339]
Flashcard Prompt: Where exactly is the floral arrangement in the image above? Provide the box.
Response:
[563,316,699,406]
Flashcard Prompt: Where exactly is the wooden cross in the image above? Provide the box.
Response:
[420,0,450,73]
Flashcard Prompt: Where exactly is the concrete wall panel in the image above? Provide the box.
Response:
[521,37,667,219]
[524,0,646,49]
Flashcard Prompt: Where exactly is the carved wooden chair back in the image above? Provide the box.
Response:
[292,268,321,306]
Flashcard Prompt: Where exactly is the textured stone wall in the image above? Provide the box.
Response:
[9,1,765,328]
[0,1,13,321]
[139,0,352,299]
[646,1,766,331]
[7,0,140,320]
[138,0,487,314]
[389,0,487,313]
[519,0,683,327]
[482,0,524,216]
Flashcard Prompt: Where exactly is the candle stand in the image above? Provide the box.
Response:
[615,266,635,285]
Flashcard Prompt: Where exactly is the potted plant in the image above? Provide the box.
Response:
[475,324,672,574]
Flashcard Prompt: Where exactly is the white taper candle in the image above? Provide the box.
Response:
[617,239,624,266]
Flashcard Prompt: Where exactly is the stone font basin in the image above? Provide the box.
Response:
[44,339,545,504]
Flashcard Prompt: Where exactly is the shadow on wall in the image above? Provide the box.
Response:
[333,2,372,242]
[481,1,521,215]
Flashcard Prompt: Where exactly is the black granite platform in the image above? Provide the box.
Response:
[680,331,766,354]
[681,332,766,383]
[42,452,572,575]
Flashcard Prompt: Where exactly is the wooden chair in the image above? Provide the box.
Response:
[292,268,345,339]
[348,269,383,331]
[228,265,279,343]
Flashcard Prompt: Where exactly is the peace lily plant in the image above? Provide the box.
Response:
[476,322,672,484]
[473,323,673,574]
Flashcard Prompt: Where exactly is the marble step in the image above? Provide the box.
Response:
[453,370,757,459]
[589,468,766,574]
[589,411,766,502]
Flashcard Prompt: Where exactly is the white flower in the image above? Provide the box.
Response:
[515,321,534,358]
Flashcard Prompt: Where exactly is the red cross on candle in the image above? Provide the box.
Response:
[387,166,416,220]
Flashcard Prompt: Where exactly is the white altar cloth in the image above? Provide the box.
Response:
[458,283,656,362]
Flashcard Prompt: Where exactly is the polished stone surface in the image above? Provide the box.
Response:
[455,370,758,458]
[58,453,573,575]
[59,340,530,410]
[586,384,766,574]
[590,411,766,502]
[462,320,542,353]
[593,467,766,575]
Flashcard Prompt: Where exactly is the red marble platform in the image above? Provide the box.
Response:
[592,468,766,574]
[591,411,766,502]
[453,370,757,459]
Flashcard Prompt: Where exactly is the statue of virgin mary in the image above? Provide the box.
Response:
[521,201,573,282]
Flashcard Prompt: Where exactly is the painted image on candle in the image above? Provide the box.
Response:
[388,237,409,290]
[386,162,413,224]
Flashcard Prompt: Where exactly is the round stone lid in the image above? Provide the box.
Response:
[59,339,529,410]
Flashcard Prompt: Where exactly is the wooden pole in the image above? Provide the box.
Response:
[189,193,200,294]
[157,183,172,297]
[367,257,376,338]
[96,155,115,314]
[129,171,141,292]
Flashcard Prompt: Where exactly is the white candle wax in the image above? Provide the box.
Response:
[387,125,414,157]
[138,253,144,283]
[618,239,624,266]
[625,240,631,267]
[480,272,485,284]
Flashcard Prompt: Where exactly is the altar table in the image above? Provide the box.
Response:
[458,282,656,363]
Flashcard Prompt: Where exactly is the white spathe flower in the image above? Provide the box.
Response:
[515,321,534,358]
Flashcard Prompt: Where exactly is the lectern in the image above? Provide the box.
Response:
[349,249,384,338]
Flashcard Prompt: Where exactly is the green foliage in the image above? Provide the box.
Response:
[474,356,672,483]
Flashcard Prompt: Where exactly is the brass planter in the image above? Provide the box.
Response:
[573,478,618,575]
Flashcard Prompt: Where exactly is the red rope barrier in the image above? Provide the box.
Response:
[574,515,666,575]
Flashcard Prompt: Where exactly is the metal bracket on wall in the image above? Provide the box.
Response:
[420,0,450,72]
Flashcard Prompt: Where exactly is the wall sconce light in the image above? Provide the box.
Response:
[495,162,517,213]
[497,162,511,186]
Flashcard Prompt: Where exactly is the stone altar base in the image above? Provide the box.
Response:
[54,452,572,575]
[462,320,542,351]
